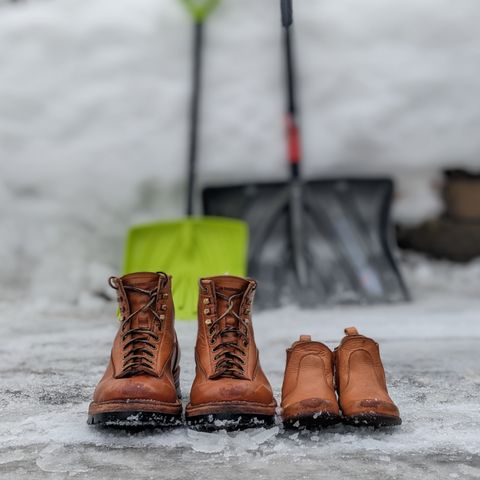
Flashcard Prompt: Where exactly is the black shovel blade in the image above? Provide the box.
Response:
[203,178,409,309]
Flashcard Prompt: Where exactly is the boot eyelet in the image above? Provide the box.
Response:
[159,314,166,320]
[162,293,169,299]
[203,298,210,304]
[205,319,212,326]
[161,305,167,311]
[204,308,210,315]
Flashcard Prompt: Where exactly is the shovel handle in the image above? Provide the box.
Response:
[181,0,221,22]
[281,0,293,27]
[281,0,301,178]
[181,0,221,215]
[186,21,203,216]
[286,113,300,168]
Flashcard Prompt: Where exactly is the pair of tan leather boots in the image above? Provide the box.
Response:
[282,329,401,428]
[88,272,401,430]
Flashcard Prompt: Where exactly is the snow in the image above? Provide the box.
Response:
[1,0,480,478]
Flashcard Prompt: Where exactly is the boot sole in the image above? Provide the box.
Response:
[283,412,341,430]
[343,413,402,427]
[87,411,182,429]
[186,413,275,431]
[185,401,276,431]
[88,399,182,429]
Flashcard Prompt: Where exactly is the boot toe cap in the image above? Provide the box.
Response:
[93,375,179,405]
[189,379,276,407]
[282,398,340,420]
[341,398,400,418]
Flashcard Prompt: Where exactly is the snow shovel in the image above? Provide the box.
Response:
[202,0,409,309]
[123,0,248,320]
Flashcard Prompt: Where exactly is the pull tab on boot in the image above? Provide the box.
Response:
[344,326,359,336]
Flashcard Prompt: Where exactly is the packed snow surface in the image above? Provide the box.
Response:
[1,0,480,478]
[1,258,480,479]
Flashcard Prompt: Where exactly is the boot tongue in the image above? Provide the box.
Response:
[121,272,160,290]
[209,275,250,294]
[208,276,249,338]
[120,272,163,328]
[210,276,249,312]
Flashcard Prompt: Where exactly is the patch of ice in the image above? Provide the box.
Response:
[459,465,480,478]
[0,449,25,465]
[36,444,89,474]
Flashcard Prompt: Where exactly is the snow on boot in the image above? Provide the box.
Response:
[186,276,276,431]
[335,327,401,427]
[88,272,182,428]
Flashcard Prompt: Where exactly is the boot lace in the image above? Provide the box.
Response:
[109,277,163,378]
[207,291,249,379]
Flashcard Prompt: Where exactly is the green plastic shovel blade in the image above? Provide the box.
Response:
[123,216,248,320]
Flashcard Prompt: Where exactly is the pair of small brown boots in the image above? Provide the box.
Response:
[281,330,401,429]
[88,272,400,431]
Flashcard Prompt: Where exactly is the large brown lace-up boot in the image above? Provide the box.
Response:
[88,272,182,428]
[281,335,340,429]
[335,327,401,427]
[186,276,276,431]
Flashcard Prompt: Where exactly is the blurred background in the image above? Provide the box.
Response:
[2,0,480,304]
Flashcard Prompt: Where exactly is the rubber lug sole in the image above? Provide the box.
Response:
[283,412,341,430]
[87,411,183,430]
[186,413,275,432]
[343,413,402,428]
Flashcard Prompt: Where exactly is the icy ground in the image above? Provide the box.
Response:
[1,257,480,479]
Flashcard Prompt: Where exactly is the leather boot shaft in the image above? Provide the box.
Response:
[88,272,182,427]
[281,335,340,428]
[335,327,401,426]
[186,275,276,430]
[112,272,179,379]
[196,275,256,380]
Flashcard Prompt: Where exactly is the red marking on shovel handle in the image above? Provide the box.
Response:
[286,114,301,165]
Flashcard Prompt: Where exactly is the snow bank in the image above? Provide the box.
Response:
[2,0,480,304]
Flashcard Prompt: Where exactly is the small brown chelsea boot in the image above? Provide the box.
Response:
[281,335,340,429]
[335,327,401,427]
[88,272,182,428]
[186,275,276,431]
